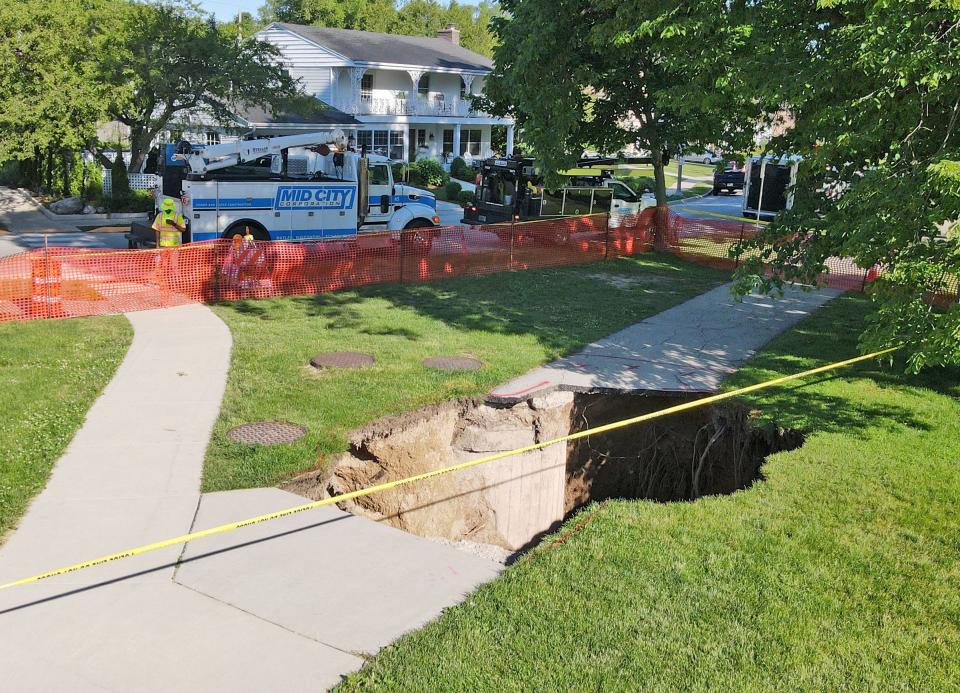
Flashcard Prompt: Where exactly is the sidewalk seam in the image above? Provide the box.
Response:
[171,576,369,661]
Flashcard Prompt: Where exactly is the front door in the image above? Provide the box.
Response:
[408,128,417,162]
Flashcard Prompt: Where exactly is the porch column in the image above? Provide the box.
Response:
[406,69,425,113]
[460,74,475,116]
[349,67,366,115]
[505,124,515,156]
[453,123,462,158]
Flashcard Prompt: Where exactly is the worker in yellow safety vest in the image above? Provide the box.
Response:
[152,198,186,248]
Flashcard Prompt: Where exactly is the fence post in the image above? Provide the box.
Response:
[43,235,50,319]
[509,217,516,271]
[399,229,405,283]
[604,212,611,261]
[213,241,220,303]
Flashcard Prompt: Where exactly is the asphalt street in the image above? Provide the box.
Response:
[671,190,747,221]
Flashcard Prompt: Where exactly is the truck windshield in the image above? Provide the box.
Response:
[370,164,390,185]
[609,181,638,202]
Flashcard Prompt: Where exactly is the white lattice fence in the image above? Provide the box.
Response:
[102,170,160,197]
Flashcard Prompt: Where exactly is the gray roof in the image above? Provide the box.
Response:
[275,23,493,72]
[235,101,360,127]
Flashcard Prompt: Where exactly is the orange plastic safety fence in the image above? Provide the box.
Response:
[1,209,955,324]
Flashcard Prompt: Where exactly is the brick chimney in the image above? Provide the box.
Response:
[437,25,460,46]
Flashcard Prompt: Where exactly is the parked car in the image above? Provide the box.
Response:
[712,163,746,195]
[682,150,723,166]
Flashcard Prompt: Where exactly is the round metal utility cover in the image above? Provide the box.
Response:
[422,356,483,372]
[227,421,307,446]
[309,351,375,369]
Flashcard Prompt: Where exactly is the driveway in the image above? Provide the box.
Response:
[0,187,131,258]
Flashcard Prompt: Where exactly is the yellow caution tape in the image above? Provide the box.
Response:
[0,346,898,591]
[675,207,770,225]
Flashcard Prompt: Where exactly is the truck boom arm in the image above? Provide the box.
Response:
[181,131,344,175]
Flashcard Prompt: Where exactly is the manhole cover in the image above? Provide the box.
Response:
[422,356,483,372]
[228,421,307,446]
[309,351,375,369]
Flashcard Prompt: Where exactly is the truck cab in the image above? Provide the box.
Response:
[127,134,439,248]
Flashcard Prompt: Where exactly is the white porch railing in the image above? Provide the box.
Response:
[351,93,488,118]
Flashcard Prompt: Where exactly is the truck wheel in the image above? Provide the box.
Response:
[223,223,270,241]
[712,187,721,195]
[402,220,434,254]
[703,157,711,165]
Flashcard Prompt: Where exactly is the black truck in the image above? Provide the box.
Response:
[462,156,652,225]
[712,163,745,195]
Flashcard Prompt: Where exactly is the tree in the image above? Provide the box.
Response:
[482,1,753,209]
[0,0,118,168]
[444,1,499,57]
[731,1,960,370]
[391,0,448,38]
[102,2,300,172]
[259,0,397,31]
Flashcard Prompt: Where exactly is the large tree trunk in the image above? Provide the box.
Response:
[651,152,671,251]
[128,126,152,173]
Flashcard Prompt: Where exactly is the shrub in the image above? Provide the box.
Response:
[110,154,131,198]
[411,158,448,187]
[443,180,462,200]
[450,156,472,181]
[86,163,103,202]
[626,175,655,193]
[458,190,475,205]
[109,189,154,213]
[0,160,27,187]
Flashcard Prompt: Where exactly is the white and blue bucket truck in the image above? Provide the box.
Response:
[127,130,440,249]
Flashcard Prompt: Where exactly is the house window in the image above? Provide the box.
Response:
[389,131,404,161]
[442,129,454,156]
[357,130,373,152]
[463,129,483,156]
[374,130,389,155]
[360,73,373,100]
[205,131,220,146]
[417,129,427,148]
[460,77,467,98]
[417,74,430,96]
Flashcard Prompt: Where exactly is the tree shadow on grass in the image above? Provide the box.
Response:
[729,373,932,439]
[287,257,730,358]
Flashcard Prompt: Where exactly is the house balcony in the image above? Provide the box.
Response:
[350,92,489,118]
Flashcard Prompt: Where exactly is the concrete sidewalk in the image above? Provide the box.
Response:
[489,283,839,403]
[0,304,500,692]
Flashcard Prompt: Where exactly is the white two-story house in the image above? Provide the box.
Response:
[255,23,515,164]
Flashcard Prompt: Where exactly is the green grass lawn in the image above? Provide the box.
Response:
[204,254,730,491]
[0,316,132,541]
[337,294,960,690]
